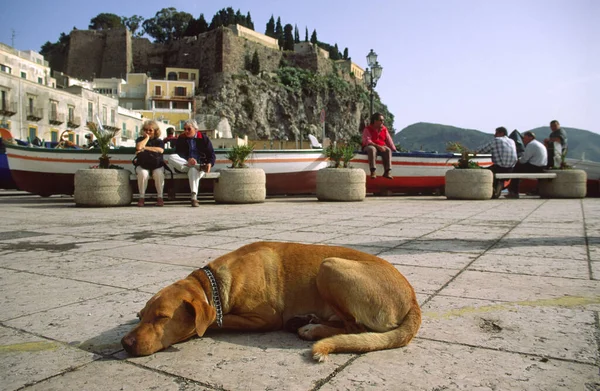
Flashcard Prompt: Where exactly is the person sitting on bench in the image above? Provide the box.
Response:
[505,131,548,199]
[475,126,517,198]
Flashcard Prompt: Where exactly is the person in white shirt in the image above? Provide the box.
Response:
[505,131,548,198]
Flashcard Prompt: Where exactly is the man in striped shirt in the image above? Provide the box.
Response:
[476,127,517,198]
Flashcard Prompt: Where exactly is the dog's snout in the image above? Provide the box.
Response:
[121,334,136,353]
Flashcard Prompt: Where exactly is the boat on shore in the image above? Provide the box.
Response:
[4,142,494,197]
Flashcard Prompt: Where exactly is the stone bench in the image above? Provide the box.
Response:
[496,170,586,198]
[129,171,221,200]
[495,173,557,180]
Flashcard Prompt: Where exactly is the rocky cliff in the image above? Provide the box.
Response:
[196,70,392,143]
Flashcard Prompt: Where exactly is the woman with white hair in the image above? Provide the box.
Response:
[135,120,165,207]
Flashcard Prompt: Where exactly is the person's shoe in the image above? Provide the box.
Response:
[383,171,393,180]
[137,198,145,207]
[370,169,377,179]
[504,192,519,199]
[191,199,200,207]
[155,198,164,207]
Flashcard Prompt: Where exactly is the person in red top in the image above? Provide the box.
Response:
[361,112,396,179]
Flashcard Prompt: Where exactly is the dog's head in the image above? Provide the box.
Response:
[121,279,216,356]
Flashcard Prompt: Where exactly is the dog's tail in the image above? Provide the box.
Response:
[311,305,422,362]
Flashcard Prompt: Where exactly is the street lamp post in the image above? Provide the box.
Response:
[364,49,383,119]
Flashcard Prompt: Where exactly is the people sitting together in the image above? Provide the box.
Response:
[131,117,566,205]
[475,120,567,199]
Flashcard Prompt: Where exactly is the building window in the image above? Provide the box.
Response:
[135,125,139,139]
[28,127,37,142]
[21,72,26,79]
[68,133,74,142]
[154,86,162,96]
[172,101,188,110]
[0,119,10,129]
[28,97,34,114]
[102,106,107,124]
[110,109,115,125]
[167,72,177,80]
[38,77,43,84]
[0,64,11,74]
[178,72,189,80]
[50,101,58,117]
[174,86,187,97]
[50,130,58,142]
[0,90,7,110]
[179,120,185,130]
[68,106,74,122]
[87,102,93,122]
[155,101,169,109]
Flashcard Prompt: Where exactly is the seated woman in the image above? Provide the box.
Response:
[135,120,165,207]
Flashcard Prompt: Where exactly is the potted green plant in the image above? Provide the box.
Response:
[444,142,493,200]
[214,143,266,204]
[74,121,132,206]
[316,141,366,202]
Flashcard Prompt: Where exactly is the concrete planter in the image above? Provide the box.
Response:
[445,169,493,200]
[214,168,266,204]
[74,169,133,207]
[539,169,587,198]
[316,168,366,202]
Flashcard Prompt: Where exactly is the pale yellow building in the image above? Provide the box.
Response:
[0,43,142,146]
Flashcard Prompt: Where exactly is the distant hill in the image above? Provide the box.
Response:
[393,122,600,162]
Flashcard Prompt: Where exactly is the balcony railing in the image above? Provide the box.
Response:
[26,107,44,121]
[49,111,65,125]
[171,93,194,100]
[0,101,17,116]
[67,116,81,128]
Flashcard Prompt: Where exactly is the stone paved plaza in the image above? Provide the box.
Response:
[1,192,599,390]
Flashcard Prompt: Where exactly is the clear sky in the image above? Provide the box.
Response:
[2,0,598,135]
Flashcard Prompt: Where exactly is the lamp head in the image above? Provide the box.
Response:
[367,49,378,67]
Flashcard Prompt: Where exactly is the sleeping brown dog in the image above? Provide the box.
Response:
[121,241,421,362]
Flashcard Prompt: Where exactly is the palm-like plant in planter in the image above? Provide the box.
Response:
[215,143,266,203]
[444,141,493,200]
[446,141,480,169]
[317,141,365,202]
[87,121,120,168]
[74,121,131,206]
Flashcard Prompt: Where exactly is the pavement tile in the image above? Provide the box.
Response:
[0,326,98,391]
[420,295,598,364]
[400,238,494,254]
[378,248,477,270]
[22,359,212,391]
[469,253,591,279]
[118,331,350,390]
[5,290,149,356]
[441,270,600,302]
[0,269,122,322]
[91,243,227,267]
[320,339,600,391]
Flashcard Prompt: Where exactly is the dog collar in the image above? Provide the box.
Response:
[201,267,223,327]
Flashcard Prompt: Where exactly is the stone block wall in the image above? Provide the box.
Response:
[67,30,106,80]
[101,29,132,78]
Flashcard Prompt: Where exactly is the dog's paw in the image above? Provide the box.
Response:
[312,351,328,363]
[298,323,320,340]
[285,314,320,332]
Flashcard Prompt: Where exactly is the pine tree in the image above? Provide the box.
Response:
[305,27,309,42]
[246,12,254,30]
[265,15,275,37]
[283,24,295,51]
[275,17,284,49]
[294,24,300,43]
[310,29,318,44]
[343,47,349,60]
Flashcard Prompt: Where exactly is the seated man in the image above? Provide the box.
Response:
[361,112,396,179]
[167,120,215,207]
[475,126,517,198]
[505,131,547,199]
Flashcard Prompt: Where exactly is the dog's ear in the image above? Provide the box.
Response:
[185,299,216,337]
